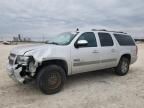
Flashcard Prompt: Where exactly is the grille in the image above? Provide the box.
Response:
[10,53,16,58]
[9,59,14,65]
[9,53,16,65]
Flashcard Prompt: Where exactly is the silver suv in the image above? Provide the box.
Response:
[7,29,138,94]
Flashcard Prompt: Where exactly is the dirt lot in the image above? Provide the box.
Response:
[0,43,144,108]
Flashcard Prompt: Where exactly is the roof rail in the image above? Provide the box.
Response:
[91,29,127,34]
[91,29,107,31]
[110,31,127,34]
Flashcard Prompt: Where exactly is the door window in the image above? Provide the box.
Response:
[77,32,97,47]
[98,32,114,47]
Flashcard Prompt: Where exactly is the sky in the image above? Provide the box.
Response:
[0,0,144,41]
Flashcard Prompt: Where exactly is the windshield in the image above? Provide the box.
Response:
[48,32,76,45]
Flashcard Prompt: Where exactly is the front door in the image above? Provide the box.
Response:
[71,32,101,74]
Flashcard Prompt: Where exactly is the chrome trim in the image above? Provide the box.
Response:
[73,60,100,66]
[8,53,17,65]
[101,58,117,63]
[73,58,117,66]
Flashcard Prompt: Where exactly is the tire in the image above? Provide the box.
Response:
[115,57,130,76]
[36,65,66,94]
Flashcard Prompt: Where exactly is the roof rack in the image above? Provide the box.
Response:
[91,29,127,34]
[91,29,107,31]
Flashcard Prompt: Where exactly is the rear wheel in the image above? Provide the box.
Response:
[115,57,130,76]
[37,65,66,94]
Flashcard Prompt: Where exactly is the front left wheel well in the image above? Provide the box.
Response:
[37,59,68,76]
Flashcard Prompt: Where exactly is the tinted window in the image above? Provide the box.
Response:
[114,34,135,46]
[98,32,114,46]
[78,32,97,47]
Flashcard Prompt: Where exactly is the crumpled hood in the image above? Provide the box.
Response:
[10,43,69,64]
[10,44,50,55]
[10,44,69,62]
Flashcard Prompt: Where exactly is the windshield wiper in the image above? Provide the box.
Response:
[48,42,59,45]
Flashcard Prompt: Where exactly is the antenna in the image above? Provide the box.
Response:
[76,28,79,32]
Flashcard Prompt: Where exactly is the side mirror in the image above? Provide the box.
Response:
[75,40,88,48]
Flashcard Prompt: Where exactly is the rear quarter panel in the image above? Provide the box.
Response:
[117,45,137,65]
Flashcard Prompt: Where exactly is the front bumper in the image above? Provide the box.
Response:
[7,64,25,83]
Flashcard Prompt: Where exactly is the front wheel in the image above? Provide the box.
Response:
[36,65,66,94]
[115,57,130,76]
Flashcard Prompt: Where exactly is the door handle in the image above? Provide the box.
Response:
[92,50,99,53]
[111,49,116,53]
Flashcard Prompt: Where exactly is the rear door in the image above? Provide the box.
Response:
[97,32,118,68]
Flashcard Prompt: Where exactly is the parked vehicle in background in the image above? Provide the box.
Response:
[2,41,17,45]
[7,29,138,94]
[2,41,11,45]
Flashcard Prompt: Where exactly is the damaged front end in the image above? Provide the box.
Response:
[7,53,38,84]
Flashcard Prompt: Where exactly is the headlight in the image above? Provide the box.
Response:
[29,61,37,73]
[16,55,29,65]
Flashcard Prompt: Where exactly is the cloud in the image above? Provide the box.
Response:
[0,0,144,40]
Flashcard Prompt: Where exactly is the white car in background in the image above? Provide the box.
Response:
[2,41,11,45]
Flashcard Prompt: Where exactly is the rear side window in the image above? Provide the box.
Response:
[114,34,135,46]
[98,32,114,46]
[78,32,97,47]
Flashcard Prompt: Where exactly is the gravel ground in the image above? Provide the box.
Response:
[0,43,144,108]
